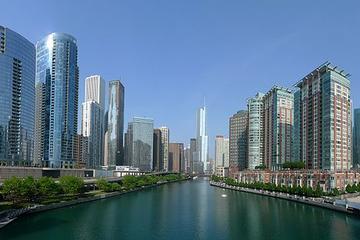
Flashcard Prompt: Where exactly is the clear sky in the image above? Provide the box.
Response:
[2,0,360,157]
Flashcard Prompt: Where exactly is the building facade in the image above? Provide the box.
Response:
[34,33,79,168]
[153,129,163,171]
[296,63,352,171]
[126,117,154,171]
[169,143,184,173]
[229,110,248,174]
[263,86,294,170]
[354,108,360,168]
[247,93,265,170]
[238,169,360,192]
[159,126,170,171]
[215,136,229,168]
[0,26,35,166]
[196,106,209,173]
[106,80,125,167]
[81,75,105,169]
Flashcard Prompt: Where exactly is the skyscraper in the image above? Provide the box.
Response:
[34,33,79,168]
[159,126,170,171]
[81,75,105,169]
[153,129,163,171]
[196,105,209,173]
[190,138,197,173]
[126,117,154,171]
[106,80,124,167]
[215,136,229,168]
[0,26,35,166]
[247,93,265,169]
[169,143,184,173]
[296,62,352,170]
[292,90,301,162]
[263,86,294,170]
[229,110,248,174]
[354,108,360,168]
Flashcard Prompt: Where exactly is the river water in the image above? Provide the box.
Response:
[0,178,359,240]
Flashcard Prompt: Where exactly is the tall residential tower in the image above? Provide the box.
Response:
[0,26,35,166]
[296,63,352,170]
[34,33,79,168]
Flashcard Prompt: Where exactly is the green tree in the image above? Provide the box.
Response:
[122,175,138,190]
[21,176,39,202]
[59,176,84,195]
[2,177,23,203]
[38,177,60,198]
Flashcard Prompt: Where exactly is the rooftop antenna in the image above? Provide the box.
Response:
[203,96,206,108]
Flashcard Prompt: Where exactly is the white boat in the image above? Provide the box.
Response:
[221,194,227,198]
[193,176,198,180]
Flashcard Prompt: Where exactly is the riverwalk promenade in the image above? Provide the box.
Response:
[210,181,360,217]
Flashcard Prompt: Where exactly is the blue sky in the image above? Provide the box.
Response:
[2,0,360,157]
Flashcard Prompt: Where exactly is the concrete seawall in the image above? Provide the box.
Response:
[210,181,360,216]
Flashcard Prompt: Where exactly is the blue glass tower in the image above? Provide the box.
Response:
[34,33,79,168]
[0,26,35,165]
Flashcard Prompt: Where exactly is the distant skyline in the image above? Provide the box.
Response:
[2,0,360,157]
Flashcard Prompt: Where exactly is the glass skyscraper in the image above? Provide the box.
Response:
[106,80,125,167]
[126,117,154,171]
[247,93,264,169]
[0,26,35,165]
[34,33,79,168]
[196,105,209,173]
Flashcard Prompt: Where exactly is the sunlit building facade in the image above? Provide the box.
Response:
[0,26,35,166]
[159,126,170,171]
[296,63,352,171]
[196,106,209,173]
[81,75,105,169]
[126,117,154,171]
[263,86,294,170]
[34,33,79,168]
[247,93,265,170]
[106,80,124,167]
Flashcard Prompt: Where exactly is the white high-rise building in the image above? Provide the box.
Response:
[196,105,209,173]
[159,126,170,171]
[85,75,105,109]
[215,136,229,168]
[81,75,105,168]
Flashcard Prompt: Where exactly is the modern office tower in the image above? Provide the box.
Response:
[126,117,154,171]
[184,145,191,173]
[296,63,352,171]
[354,108,360,168]
[229,110,248,174]
[82,101,102,168]
[190,138,197,173]
[84,75,105,109]
[263,86,294,170]
[196,105,209,173]
[73,134,88,168]
[292,90,301,162]
[159,126,170,171]
[81,75,105,169]
[215,136,229,168]
[0,26,35,166]
[247,93,265,169]
[153,129,163,171]
[34,33,79,168]
[169,143,184,173]
[106,80,125,167]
